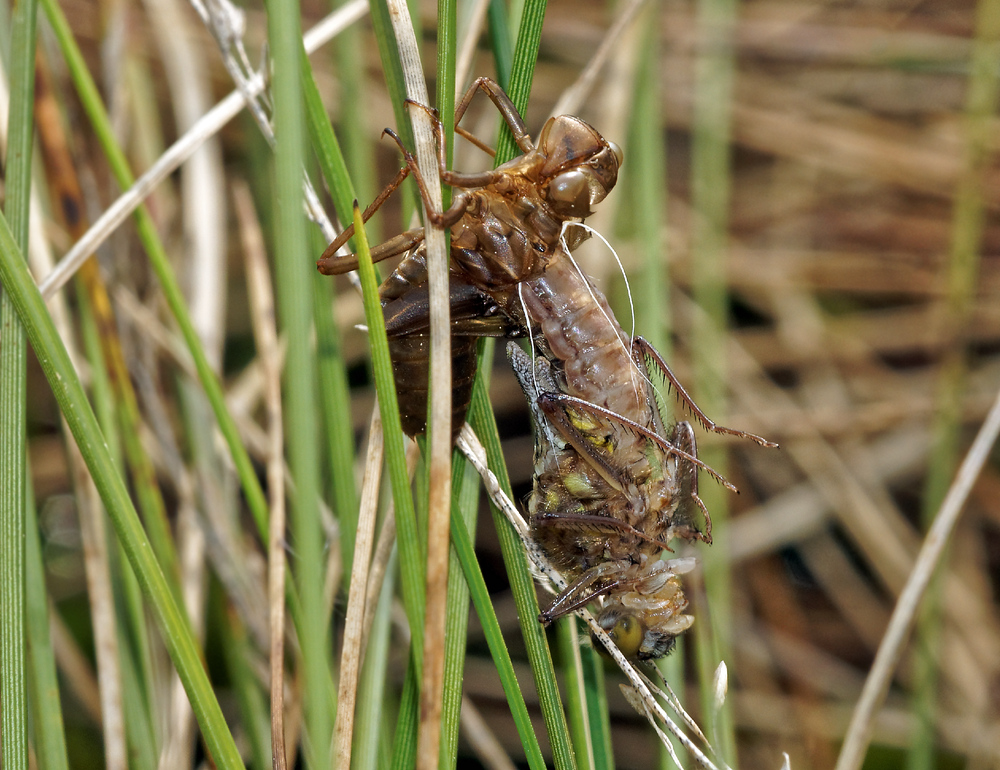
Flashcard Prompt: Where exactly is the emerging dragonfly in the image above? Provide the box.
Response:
[317,77,621,437]
[499,237,776,660]
[319,79,776,660]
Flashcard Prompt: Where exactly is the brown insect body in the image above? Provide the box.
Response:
[319,80,775,659]
[506,249,706,660]
[317,78,621,439]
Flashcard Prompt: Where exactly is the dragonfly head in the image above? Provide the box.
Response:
[537,115,623,219]
[591,576,694,661]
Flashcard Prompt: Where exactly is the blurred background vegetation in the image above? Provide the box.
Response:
[2,0,999,768]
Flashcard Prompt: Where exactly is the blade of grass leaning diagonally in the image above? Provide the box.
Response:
[300,50,361,578]
[0,214,246,769]
[1,0,36,766]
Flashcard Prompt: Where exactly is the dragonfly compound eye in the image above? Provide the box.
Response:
[608,140,623,168]
[548,169,591,218]
[593,609,644,660]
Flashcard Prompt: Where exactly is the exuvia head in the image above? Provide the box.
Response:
[537,115,623,219]
[591,604,694,661]
[589,569,695,661]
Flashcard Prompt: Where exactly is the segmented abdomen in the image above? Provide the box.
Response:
[520,253,656,428]
[387,333,478,440]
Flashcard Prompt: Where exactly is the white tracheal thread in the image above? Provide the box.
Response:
[518,281,569,479]
[559,221,645,405]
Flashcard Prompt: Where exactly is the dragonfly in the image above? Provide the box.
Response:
[317,77,621,438]
[497,236,775,659]
[319,80,776,660]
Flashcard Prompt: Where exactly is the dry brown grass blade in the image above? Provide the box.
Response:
[331,407,384,768]
[380,4,452,769]
[236,182,288,769]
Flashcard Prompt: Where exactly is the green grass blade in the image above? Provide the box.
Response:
[116,632,158,770]
[558,618,594,770]
[623,3,670,359]
[0,212,245,770]
[301,53,362,574]
[335,5,383,244]
[25,493,70,770]
[581,644,614,770]
[1,0,37,766]
[438,453,477,770]
[353,551,397,770]
[486,0,513,88]
[450,507,547,770]
[907,1,1000,767]
[689,0,739,763]
[391,656,421,770]
[265,0,331,762]
[302,46,358,226]
[217,591,272,770]
[370,0,417,166]
[494,0,546,163]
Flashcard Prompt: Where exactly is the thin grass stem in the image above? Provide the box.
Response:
[0,0,37,765]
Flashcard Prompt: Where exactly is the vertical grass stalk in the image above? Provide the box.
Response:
[690,0,738,764]
[265,0,331,762]
[1,0,37,766]
[907,1,1000,768]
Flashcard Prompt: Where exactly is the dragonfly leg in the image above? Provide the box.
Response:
[633,336,778,448]
[455,76,534,154]
[670,421,713,545]
[317,226,426,276]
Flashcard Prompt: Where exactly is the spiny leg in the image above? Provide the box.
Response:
[380,128,474,228]
[454,76,534,154]
[539,560,631,625]
[532,512,674,553]
[634,336,778,448]
[317,227,425,276]
[538,393,738,493]
[316,165,411,269]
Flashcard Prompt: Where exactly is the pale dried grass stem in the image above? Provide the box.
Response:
[331,407,384,769]
[381,4,452,769]
[835,385,1000,770]
[237,182,289,769]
